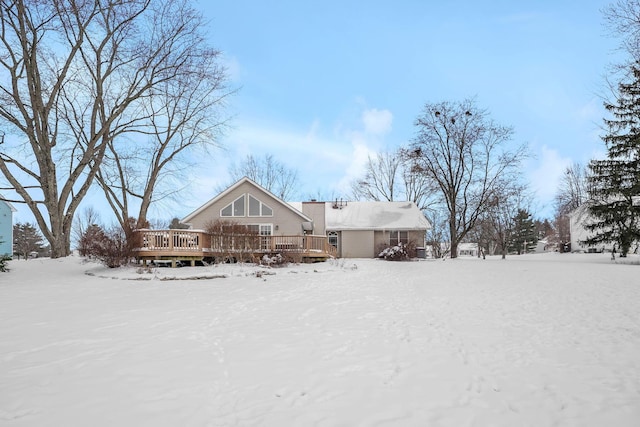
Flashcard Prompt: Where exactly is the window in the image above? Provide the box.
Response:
[328,231,338,248]
[221,195,245,217]
[390,231,408,246]
[248,224,272,250]
[248,194,273,217]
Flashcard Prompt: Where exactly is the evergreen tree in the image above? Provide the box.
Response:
[0,239,8,272]
[509,209,537,255]
[586,64,640,257]
[13,223,45,260]
[169,218,190,230]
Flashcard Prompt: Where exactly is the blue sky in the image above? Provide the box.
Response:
[181,0,621,220]
[6,1,621,226]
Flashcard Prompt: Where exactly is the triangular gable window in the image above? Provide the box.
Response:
[248,194,273,217]
[221,195,245,217]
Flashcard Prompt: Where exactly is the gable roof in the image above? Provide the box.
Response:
[181,177,312,224]
[325,201,430,231]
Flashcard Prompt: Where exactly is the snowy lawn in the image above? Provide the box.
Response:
[1,253,639,427]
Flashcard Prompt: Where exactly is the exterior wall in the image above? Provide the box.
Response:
[0,201,14,257]
[373,230,426,251]
[185,181,309,235]
[340,230,375,258]
[301,202,326,234]
[457,243,478,257]
[569,208,613,252]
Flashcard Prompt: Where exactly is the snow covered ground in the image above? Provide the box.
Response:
[1,253,639,427]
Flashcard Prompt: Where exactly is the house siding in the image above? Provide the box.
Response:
[569,206,614,252]
[301,202,326,234]
[184,181,310,235]
[0,201,14,257]
[340,230,375,258]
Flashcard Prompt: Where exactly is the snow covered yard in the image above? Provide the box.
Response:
[1,253,639,427]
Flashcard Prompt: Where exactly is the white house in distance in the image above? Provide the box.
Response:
[569,203,617,253]
[0,199,16,258]
[180,177,431,259]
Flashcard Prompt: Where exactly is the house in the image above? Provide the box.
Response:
[568,202,637,253]
[181,177,430,259]
[0,199,16,258]
[457,242,478,257]
[315,200,430,258]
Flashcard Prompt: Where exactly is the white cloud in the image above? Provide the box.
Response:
[361,108,393,135]
[334,108,394,192]
[528,145,571,215]
[193,104,395,201]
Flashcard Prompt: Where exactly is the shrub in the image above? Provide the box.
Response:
[79,224,132,268]
[0,255,10,272]
[261,253,286,267]
[377,241,417,261]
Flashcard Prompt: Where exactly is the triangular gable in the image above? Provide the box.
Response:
[181,177,312,224]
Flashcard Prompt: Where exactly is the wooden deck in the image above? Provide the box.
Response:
[132,229,337,266]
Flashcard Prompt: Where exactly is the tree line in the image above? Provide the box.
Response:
[2,0,638,260]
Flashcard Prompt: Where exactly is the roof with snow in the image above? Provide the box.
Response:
[324,201,430,231]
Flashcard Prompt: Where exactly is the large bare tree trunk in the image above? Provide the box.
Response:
[0,0,220,256]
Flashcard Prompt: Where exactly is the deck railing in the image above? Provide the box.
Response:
[133,229,336,259]
[135,229,211,253]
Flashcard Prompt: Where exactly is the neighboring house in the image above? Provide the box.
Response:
[569,204,614,253]
[457,242,478,257]
[180,177,430,259]
[0,199,17,258]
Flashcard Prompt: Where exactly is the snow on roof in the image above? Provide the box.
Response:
[325,201,430,231]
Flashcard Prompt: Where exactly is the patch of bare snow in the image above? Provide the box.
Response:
[1,253,639,426]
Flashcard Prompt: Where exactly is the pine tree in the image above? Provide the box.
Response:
[586,64,640,257]
[13,223,45,260]
[509,209,537,255]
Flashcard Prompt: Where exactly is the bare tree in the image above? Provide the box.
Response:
[72,206,101,251]
[603,0,640,61]
[351,148,436,210]
[351,150,400,202]
[481,182,531,259]
[0,0,218,257]
[227,154,300,200]
[409,99,527,258]
[95,12,231,233]
[424,210,449,259]
[554,162,589,215]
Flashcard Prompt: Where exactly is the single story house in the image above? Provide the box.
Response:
[177,177,430,259]
[0,199,16,258]
[457,242,479,257]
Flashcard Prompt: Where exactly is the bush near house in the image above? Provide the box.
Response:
[377,241,417,261]
[79,224,132,268]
